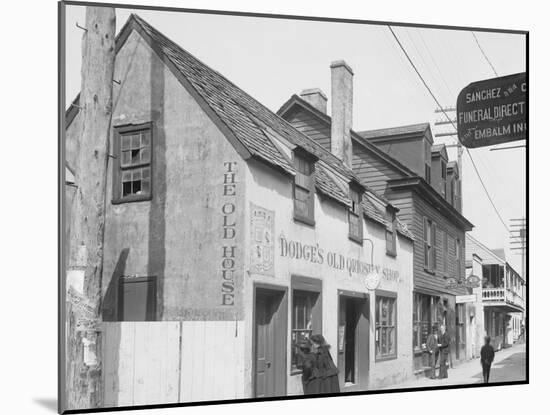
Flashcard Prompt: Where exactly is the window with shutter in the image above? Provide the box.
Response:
[423,218,430,269]
[443,232,448,273]
[456,238,461,278]
[348,187,363,243]
[425,164,431,184]
[385,208,397,257]
[431,223,437,271]
[293,152,315,225]
[424,217,436,272]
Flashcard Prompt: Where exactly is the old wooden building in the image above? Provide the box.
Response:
[66,14,416,406]
[466,235,525,349]
[278,69,474,373]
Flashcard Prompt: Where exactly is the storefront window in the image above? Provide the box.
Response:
[291,289,320,370]
[376,293,397,360]
[413,293,432,351]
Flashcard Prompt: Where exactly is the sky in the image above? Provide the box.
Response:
[64,5,527,275]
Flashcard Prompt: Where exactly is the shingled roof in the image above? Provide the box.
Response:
[67,14,411,230]
[127,14,367,186]
[358,123,431,140]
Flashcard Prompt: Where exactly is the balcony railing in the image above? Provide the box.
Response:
[482,287,524,310]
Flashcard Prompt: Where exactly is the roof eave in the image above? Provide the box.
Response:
[388,177,474,231]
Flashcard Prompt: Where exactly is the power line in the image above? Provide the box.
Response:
[417,30,455,103]
[387,25,510,233]
[471,32,499,77]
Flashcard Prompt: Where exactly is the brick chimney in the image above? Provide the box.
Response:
[299,88,328,114]
[330,60,353,168]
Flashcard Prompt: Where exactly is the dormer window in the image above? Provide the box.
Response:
[348,186,363,243]
[425,164,431,184]
[385,207,397,257]
[441,160,447,198]
[450,177,456,208]
[424,140,431,184]
[293,151,315,225]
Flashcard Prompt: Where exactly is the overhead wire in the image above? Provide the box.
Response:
[471,32,499,77]
[387,25,510,233]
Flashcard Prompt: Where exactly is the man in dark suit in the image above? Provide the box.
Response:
[480,336,495,383]
[438,324,451,379]
[426,326,439,379]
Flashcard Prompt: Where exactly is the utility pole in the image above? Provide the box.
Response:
[66,6,115,410]
[433,107,462,211]
[510,217,527,281]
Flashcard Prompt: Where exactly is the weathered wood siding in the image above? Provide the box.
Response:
[103,322,181,407]
[284,108,331,152]
[179,320,245,402]
[102,321,245,407]
[386,188,415,225]
[410,193,468,296]
[352,142,406,197]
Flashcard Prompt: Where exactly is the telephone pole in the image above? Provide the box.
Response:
[66,6,116,410]
[510,217,527,281]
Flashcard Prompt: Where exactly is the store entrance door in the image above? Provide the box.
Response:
[254,286,287,398]
[337,292,369,390]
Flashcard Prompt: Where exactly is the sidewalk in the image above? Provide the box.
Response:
[381,343,526,390]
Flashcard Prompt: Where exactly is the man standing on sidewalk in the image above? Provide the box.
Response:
[438,324,450,379]
[426,326,439,379]
[480,336,495,383]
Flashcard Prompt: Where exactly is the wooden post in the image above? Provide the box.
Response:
[66,6,115,410]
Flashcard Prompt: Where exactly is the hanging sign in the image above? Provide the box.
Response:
[365,272,381,290]
[456,72,526,148]
[456,294,477,304]
[465,274,481,288]
[445,277,459,289]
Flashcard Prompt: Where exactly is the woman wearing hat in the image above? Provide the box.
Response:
[310,334,340,394]
[295,338,321,395]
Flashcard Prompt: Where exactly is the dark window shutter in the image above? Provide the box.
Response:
[423,217,429,268]
[432,223,437,271]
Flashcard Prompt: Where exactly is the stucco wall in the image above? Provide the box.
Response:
[242,158,414,395]
[95,30,245,322]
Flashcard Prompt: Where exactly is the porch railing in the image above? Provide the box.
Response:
[482,287,524,310]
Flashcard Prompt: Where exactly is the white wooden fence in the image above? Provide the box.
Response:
[102,321,245,407]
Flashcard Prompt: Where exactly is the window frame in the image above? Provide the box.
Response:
[112,122,154,204]
[290,275,322,374]
[385,207,397,257]
[443,231,448,274]
[456,238,461,279]
[375,290,398,361]
[423,217,436,273]
[292,150,316,226]
[425,163,431,184]
[348,185,363,244]
[441,160,447,198]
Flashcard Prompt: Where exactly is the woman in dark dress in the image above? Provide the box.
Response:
[310,334,340,394]
[296,339,320,395]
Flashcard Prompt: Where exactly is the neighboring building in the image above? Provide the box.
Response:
[464,253,486,359]
[65,14,415,404]
[465,235,525,350]
[278,70,474,375]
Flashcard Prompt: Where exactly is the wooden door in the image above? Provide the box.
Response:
[337,296,347,387]
[118,276,156,321]
[254,288,287,398]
